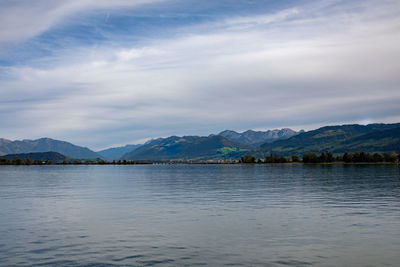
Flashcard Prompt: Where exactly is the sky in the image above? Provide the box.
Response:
[0,0,399,150]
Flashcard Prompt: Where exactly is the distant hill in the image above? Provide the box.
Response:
[0,138,101,159]
[259,123,400,156]
[97,144,142,161]
[336,126,400,153]
[0,152,67,162]
[219,128,300,146]
[122,135,251,161]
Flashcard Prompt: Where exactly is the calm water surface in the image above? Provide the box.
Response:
[0,164,399,266]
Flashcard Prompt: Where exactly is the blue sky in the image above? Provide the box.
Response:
[0,0,399,150]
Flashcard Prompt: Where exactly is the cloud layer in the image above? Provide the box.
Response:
[0,0,399,149]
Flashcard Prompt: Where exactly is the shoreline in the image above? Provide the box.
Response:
[0,161,398,166]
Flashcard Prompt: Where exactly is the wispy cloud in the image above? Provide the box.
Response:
[0,0,399,148]
[0,0,162,43]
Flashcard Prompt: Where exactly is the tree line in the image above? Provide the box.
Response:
[240,152,399,163]
[1,152,399,165]
[0,158,152,165]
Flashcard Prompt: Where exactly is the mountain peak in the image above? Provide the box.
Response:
[219,128,299,146]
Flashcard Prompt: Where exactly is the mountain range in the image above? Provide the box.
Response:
[121,128,301,160]
[121,124,400,160]
[1,123,399,161]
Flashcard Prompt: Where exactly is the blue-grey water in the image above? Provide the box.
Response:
[0,164,400,266]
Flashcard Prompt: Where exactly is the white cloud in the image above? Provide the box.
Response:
[224,7,300,29]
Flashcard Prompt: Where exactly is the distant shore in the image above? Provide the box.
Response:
[0,161,398,166]
[1,151,398,165]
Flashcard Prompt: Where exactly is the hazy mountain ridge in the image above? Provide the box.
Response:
[97,144,141,161]
[122,135,252,161]
[0,138,101,159]
[219,128,300,146]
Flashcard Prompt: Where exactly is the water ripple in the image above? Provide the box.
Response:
[0,165,399,266]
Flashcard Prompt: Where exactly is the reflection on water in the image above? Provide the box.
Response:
[0,164,399,266]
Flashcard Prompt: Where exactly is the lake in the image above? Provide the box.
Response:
[0,164,399,266]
